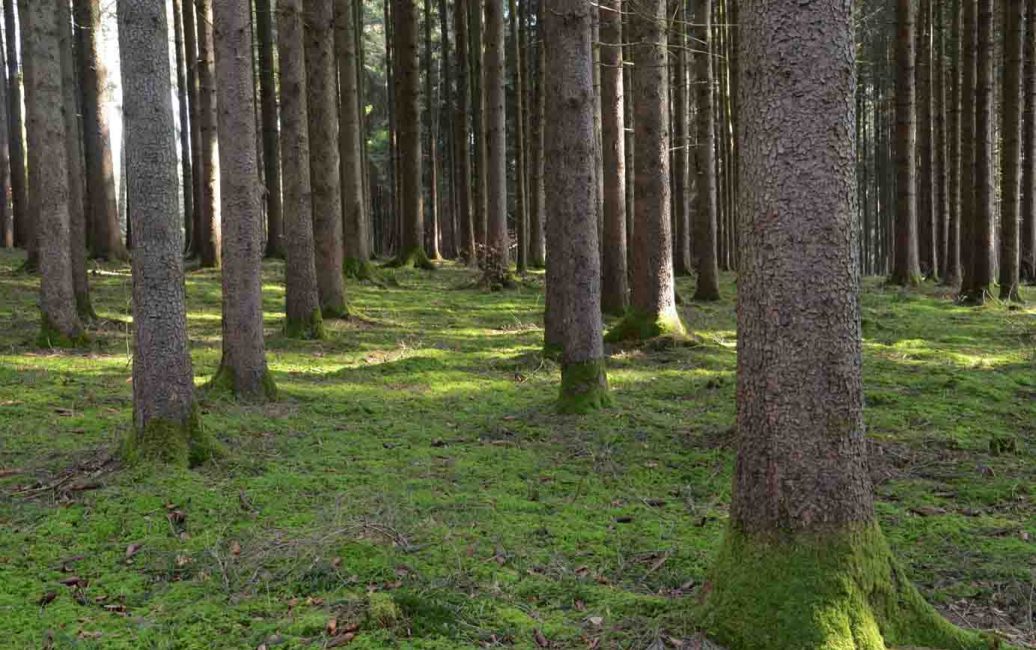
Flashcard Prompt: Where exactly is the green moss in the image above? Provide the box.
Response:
[320,301,350,320]
[343,257,377,281]
[205,364,278,402]
[701,522,993,650]
[121,406,221,468]
[366,592,402,628]
[557,358,611,414]
[385,247,436,270]
[888,272,925,288]
[284,308,326,340]
[36,313,89,349]
[604,307,686,343]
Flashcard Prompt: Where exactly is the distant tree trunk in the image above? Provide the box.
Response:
[528,1,546,268]
[453,0,476,264]
[181,0,205,258]
[482,0,509,283]
[118,0,210,465]
[959,0,977,294]
[337,0,372,276]
[423,0,441,261]
[279,0,324,339]
[963,0,994,303]
[305,0,348,312]
[544,0,609,413]
[26,0,83,345]
[76,0,126,262]
[606,0,684,342]
[692,0,720,301]
[916,0,936,277]
[57,0,92,321]
[934,0,949,282]
[1022,0,1036,283]
[891,0,922,286]
[943,0,963,287]
[172,0,195,254]
[211,0,276,400]
[18,1,38,269]
[0,14,10,249]
[4,0,26,252]
[256,0,283,258]
[509,0,527,273]
[671,0,691,277]
[599,0,627,316]
[470,0,487,257]
[198,0,222,268]
[438,0,457,259]
[998,0,1024,301]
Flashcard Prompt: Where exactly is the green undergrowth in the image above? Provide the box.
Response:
[0,251,1032,648]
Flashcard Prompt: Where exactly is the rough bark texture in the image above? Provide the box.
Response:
[453,0,476,265]
[391,0,430,268]
[172,0,195,253]
[671,1,691,277]
[964,0,993,302]
[4,0,25,251]
[470,0,487,257]
[336,0,371,275]
[198,0,223,268]
[692,0,720,301]
[278,0,324,339]
[118,0,212,466]
[0,14,10,248]
[916,1,935,277]
[305,0,349,311]
[959,0,977,295]
[482,0,509,282]
[211,0,276,400]
[544,0,609,413]
[423,0,441,261]
[704,2,991,647]
[998,0,1024,301]
[891,0,922,286]
[256,0,284,258]
[942,0,963,287]
[182,0,205,258]
[509,0,527,273]
[528,3,546,268]
[599,0,627,316]
[18,1,37,269]
[74,0,125,262]
[933,2,948,283]
[1023,0,1036,283]
[606,0,684,342]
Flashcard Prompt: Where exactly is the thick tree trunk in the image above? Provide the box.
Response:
[1023,0,1036,283]
[198,0,223,268]
[605,0,684,341]
[26,0,83,345]
[211,0,276,400]
[544,0,609,413]
[509,0,527,273]
[280,0,324,339]
[172,0,195,254]
[692,0,720,301]
[963,0,993,302]
[453,0,476,265]
[4,0,25,252]
[998,0,1024,301]
[337,0,372,276]
[482,0,509,283]
[599,0,627,316]
[118,0,212,465]
[891,0,922,286]
[255,0,283,258]
[705,2,990,646]
[528,2,545,268]
[305,0,349,311]
[671,1,691,277]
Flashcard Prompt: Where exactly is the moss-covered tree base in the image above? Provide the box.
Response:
[557,359,611,414]
[701,523,993,650]
[284,309,327,340]
[121,407,221,468]
[320,302,350,320]
[693,284,721,302]
[887,272,925,288]
[542,342,563,362]
[385,247,436,270]
[604,308,686,343]
[36,314,89,349]
[343,257,377,281]
[206,365,278,402]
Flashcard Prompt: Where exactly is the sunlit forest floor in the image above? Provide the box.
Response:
[0,249,1033,648]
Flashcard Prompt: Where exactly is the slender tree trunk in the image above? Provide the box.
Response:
[337,0,372,275]
[964,0,994,302]
[960,0,978,295]
[671,0,691,277]
[211,0,276,400]
[118,0,211,465]
[4,0,25,253]
[26,0,83,345]
[891,0,922,285]
[438,0,456,259]
[599,0,627,316]
[998,0,1024,301]
[254,0,283,258]
[692,0,720,301]
[943,0,963,287]
[606,0,684,341]
[470,0,487,258]
[934,0,948,282]
[482,0,509,283]
[544,0,609,413]
[528,0,545,268]
[172,0,195,254]
[423,0,441,261]
[1022,0,1036,283]
[509,0,527,273]
[182,0,205,259]
[0,12,10,249]
[916,0,935,277]
[453,0,476,264]
[198,0,222,268]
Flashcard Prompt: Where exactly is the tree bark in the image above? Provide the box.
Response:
[198,0,223,268]
[453,0,476,264]
[544,0,609,413]
[172,0,195,254]
[692,0,720,301]
[527,0,545,268]
[963,0,993,302]
[211,0,276,400]
[509,0,527,273]
[943,0,963,287]
[0,10,10,249]
[118,0,211,465]
[4,0,25,252]
[470,0,487,257]
[599,0,627,316]
[891,0,922,286]
[182,0,205,259]
[606,0,684,341]
[25,0,83,345]
[482,0,508,283]
[998,0,1024,301]
[934,0,949,283]
[423,0,441,261]
[256,0,283,258]
[916,0,936,277]
[671,0,691,277]
[1023,0,1036,283]
[337,0,372,275]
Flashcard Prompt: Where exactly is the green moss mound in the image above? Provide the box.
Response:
[206,365,278,402]
[604,307,686,343]
[284,308,327,340]
[385,247,436,271]
[557,359,611,414]
[701,522,993,650]
[320,301,350,320]
[121,406,221,468]
[343,257,377,281]
[36,313,89,349]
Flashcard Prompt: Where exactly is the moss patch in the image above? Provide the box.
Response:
[284,308,326,340]
[604,307,686,343]
[558,358,611,414]
[121,406,220,468]
[385,247,436,271]
[36,313,89,349]
[205,364,278,402]
[343,257,377,281]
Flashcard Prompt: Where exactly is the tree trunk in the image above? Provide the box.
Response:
[705,2,991,646]
[998,0,1024,301]
[599,0,627,316]
[544,0,609,413]
[964,0,993,302]
[211,0,276,400]
[305,0,349,311]
[891,0,922,286]
[605,0,684,341]
[198,0,222,268]
[933,0,949,283]
[1023,0,1036,283]
[692,0,720,301]
[255,0,283,258]
[482,0,509,283]
[181,0,205,259]
[0,11,10,249]
[337,0,372,276]
[423,0,441,261]
[527,0,545,268]
[470,0,487,257]
[172,0,195,255]
[509,0,527,273]
[960,0,978,295]
[4,0,26,252]
[438,0,457,259]
[453,0,476,264]
[25,0,83,345]
[943,0,963,287]
[916,0,935,277]
[118,0,211,465]
[671,0,691,277]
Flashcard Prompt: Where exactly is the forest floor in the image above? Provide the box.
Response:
[0,249,1033,649]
